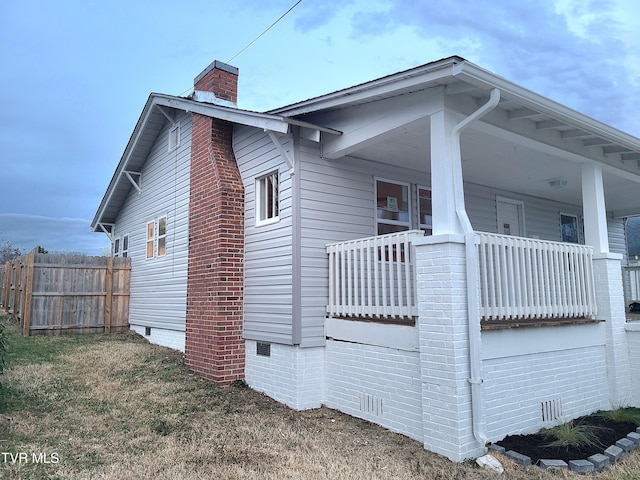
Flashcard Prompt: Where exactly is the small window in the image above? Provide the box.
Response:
[560,213,581,244]
[122,234,129,258]
[375,179,410,235]
[418,187,432,235]
[146,221,155,259]
[157,217,167,256]
[168,123,180,151]
[113,238,120,257]
[256,171,279,225]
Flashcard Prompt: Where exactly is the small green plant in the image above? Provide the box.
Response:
[597,407,640,426]
[540,420,602,450]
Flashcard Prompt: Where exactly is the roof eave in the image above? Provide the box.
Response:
[453,62,640,150]
[92,94,337,232]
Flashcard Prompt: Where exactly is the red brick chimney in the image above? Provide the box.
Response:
[193,60,238,103]
[185,60,245,385]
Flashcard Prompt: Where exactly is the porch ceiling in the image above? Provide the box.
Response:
[348,97,640,218]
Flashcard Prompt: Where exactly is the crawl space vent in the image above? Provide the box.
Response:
[541,398,563,422]
[360,393,383,417]
[256,342,271,357]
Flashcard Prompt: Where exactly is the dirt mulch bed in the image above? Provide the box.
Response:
[496,413,638,464]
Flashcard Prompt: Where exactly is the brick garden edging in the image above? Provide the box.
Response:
[489,426,640,473]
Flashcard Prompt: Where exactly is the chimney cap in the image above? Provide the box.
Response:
[194,60,238,86]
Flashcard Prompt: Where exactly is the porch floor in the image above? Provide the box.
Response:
[481,317,604,330]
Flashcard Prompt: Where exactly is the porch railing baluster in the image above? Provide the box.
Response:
[476,232,597,322]
[326,230,424,320]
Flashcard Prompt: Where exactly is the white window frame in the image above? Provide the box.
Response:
[256,171,279,226]
[122,234,129,258]
[157,216,167,257]
[560,212,582,244]
[113,237,120,257]
[375,178,411,235]
[146,217,168,259]
[146,220,155,259]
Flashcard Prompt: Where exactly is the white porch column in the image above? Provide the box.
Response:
[430,109,465,236]
[593,253,632,406]
[582,163,632,404]
[581,163,609,254]
[415,236,485,461]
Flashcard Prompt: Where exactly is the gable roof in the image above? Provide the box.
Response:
[91,94,337,233]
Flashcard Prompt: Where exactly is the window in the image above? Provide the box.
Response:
[146,221,155,259]
[560,213,581,244]
[256,171,279,225]
[122,234,129,258]
[113,238,120,257]
[146,217,167,258]
[418,187,432,235]
[375,179,410,235]
[157,217,167,256]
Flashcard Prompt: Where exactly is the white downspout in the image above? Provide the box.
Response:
[450,88,501,448]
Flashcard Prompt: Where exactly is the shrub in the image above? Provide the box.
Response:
[540,420,602,450]
[597,408,640,427]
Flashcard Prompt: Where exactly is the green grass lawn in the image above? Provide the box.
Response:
[1,315,640,479]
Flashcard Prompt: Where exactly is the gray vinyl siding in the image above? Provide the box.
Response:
[298,142,431,347]
[465,182,627,257]
[233,126,294,344]
[111,112,191,332]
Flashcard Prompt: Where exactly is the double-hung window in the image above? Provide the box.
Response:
[157,217,167,256]
[375,179,410,235]
[121,234,129,258]
[256,171,279,225]
[112,234,129,257]
[146,221,155,258]
[146,216,168,259]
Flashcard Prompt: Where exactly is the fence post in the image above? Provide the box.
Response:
[105,257,113,334]
[15,256,23,322]
[1,262,9,309]
[22,253,35,336]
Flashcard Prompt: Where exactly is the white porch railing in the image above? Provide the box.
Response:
[476,232,597,321]
[326,230,424,319]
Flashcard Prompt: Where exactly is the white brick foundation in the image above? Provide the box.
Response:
[324,339,423,442]
[130,325,185,352]
[625,323,640,408]
[245,341,324,410]
[482,324,609,440]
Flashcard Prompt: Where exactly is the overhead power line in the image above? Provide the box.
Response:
[227,0,303,63]
[176,0,302,97]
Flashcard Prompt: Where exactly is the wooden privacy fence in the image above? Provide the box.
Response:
[0,252,130,335]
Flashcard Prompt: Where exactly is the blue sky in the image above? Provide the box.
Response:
[1,0,639,255]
